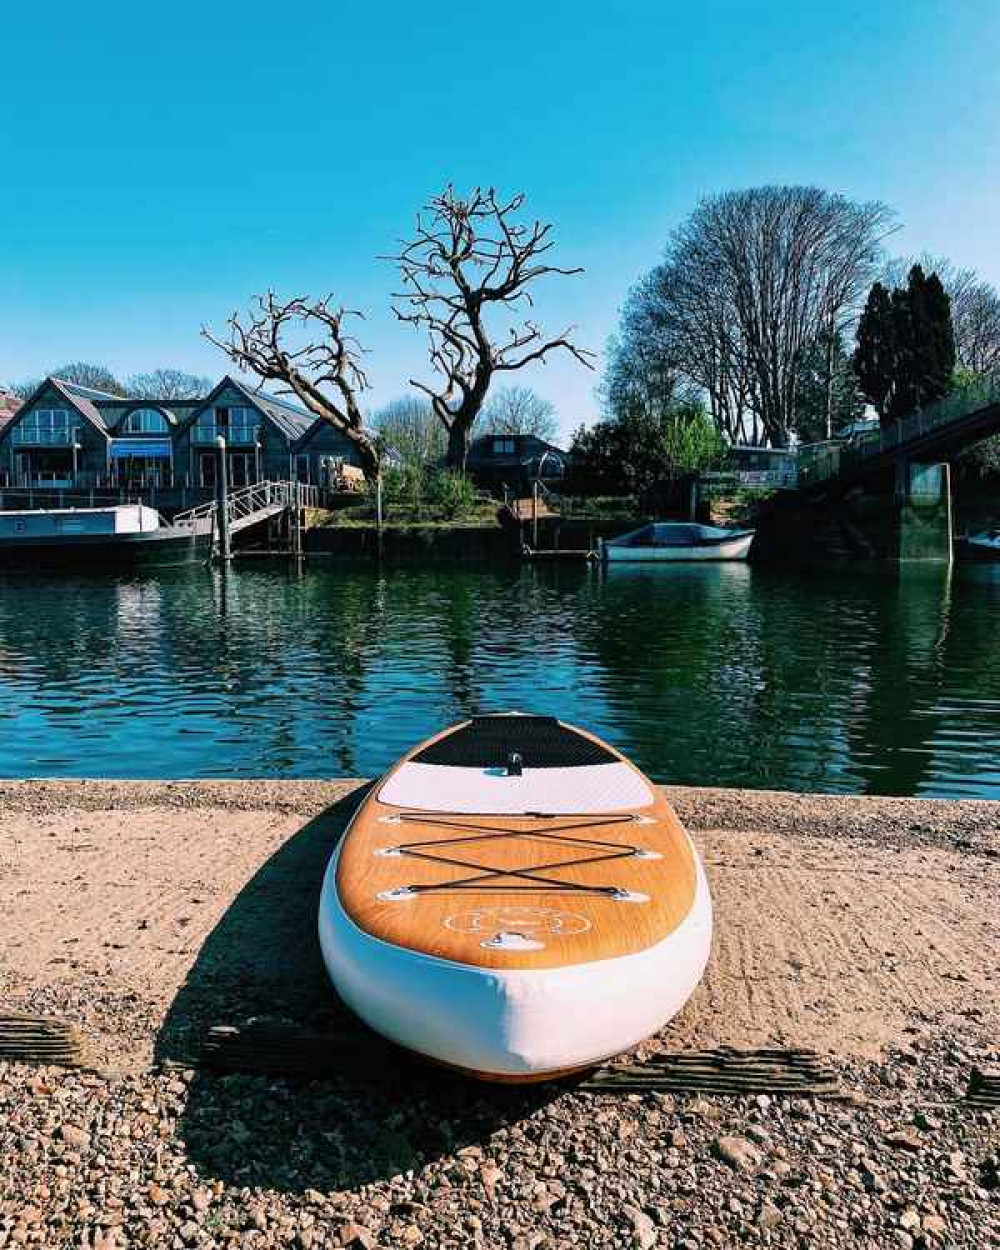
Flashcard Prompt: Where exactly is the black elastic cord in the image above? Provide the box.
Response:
[385,811,644,897]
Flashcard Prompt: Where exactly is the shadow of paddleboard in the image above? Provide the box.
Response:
[157,785,556,1194]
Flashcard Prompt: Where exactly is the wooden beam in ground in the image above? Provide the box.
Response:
[0,1013,83,1066]
[196,1022,841,1096]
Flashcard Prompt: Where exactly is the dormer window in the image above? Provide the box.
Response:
[492,437,515,455]
[191,404,259,444]
[120,407,169,434]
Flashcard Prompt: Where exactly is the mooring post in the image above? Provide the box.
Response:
[292,480,303,556]
[532,479,539,549]
[215,436,231,562]
[376,473,384,558]
[688,476,699,520]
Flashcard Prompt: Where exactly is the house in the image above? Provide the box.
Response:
[726,445,798,488]
[0,374,370,491]
[464,432,568,494]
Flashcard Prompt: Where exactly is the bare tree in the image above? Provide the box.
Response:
[388,186,594,469]
[12,362,127,399]
[678,188,896,446]
[482,384,559,441]
[613,188,895,448]
[126,368,213,400]
[370,395,447,468]
[614,262,760,444]
[204,292,380,478]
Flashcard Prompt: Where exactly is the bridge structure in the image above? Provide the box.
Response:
[173,479,325,559]
[797,377,1000,491]
[756,377,1000,563]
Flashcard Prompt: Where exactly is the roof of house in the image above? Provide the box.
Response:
[248,388,317,442]
[29,378,205,434]
[46,377,116,432]
[79,397,204,429]
[0,389,19,433]
[467,432,567,467]
[186,375,317,442]
[5,371,369,448]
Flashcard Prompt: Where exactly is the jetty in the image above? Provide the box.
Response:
[0,477,327,568]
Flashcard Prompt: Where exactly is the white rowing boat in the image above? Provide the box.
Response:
[961,530,1000,559]
[602,522,755,562]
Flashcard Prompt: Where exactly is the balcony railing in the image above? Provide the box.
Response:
[188,423,260,446]
[10,427,83,446]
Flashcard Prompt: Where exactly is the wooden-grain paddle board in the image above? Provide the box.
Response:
[318,714,712,1080]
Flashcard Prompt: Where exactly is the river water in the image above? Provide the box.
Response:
[2,560,999,796]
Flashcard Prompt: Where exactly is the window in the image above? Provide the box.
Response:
[492,437,515,455]
[11,408,80,445]
[191,404,260,445]
[120,407,170,434]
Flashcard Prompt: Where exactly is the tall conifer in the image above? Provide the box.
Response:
[855,266,956,424]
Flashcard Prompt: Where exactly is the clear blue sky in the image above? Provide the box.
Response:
[3,1,999,435]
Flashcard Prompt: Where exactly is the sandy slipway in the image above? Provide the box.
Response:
[1,781,999,1248]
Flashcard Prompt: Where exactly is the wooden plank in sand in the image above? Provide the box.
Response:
[578,1047,840,1096]
[0,1013,82,1066]
[966,1067,1000,1108]
[197,1024,841,1098]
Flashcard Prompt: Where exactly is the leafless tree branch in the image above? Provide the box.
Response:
[385,185,593,467]
[203,292,380,477]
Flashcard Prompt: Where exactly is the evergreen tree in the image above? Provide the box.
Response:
[914,268,956,403]
[854,266,956,424]
[853,283,895,419]
[886,286,914,420]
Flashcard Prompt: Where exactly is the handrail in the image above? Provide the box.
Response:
[173,480,311,528]
[800,375,1000,487]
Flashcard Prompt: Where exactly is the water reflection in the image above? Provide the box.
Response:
[1,558,999,796]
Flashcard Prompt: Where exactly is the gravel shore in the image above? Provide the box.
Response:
[1,781,998,1248]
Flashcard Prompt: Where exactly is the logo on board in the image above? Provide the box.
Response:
[444,905,591,938]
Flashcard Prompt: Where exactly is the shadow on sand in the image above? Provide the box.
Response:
[156,787,555,1194]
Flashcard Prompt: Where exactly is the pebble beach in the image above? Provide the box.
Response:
[1,780,998,1248]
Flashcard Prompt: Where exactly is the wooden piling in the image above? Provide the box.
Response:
[215,436,231,562]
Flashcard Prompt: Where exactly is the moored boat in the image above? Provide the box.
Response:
[959,530,1000,560]
[0,504,210,569]
[319,714,712,1081]
[602,522,755,562]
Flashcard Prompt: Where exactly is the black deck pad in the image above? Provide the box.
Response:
[413,715,617,769]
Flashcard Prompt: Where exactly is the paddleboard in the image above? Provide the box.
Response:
[318,714,712,1080]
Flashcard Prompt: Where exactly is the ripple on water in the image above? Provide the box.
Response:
[1,561,1000,795]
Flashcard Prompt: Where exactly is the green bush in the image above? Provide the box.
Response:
[355,465,484,523]
[424,469,477,518]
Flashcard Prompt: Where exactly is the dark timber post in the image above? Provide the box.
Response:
[292,480,302,557]
[376,473,383,559]
[215,436,231,562]
[532,479,539,549]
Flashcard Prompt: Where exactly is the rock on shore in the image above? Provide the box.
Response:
[1,1041,998,1248]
